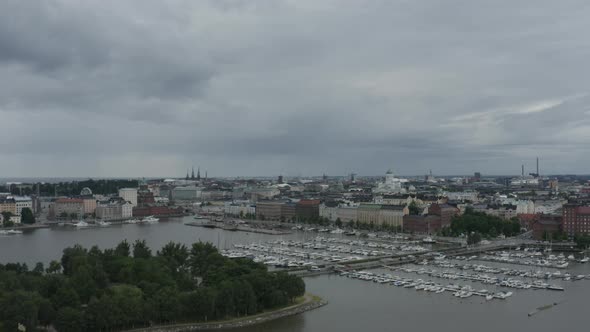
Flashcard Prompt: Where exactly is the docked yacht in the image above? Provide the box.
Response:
[6,229,23,235]
[422,237,436,244]
[97,220,111,227]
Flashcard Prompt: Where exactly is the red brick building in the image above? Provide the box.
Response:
[532,219,562,240]
[296,199,320,220]
[428,203,459,228]
[403,215,441,234]
[133,205,183,217]
[562,203,590,236]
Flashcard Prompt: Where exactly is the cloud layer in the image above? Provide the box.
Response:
[1,0,590,177]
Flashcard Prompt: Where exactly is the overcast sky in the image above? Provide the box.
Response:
[1,0,590,178]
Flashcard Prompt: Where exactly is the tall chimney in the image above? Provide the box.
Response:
[536,157,539,175]
[521,164,524,177]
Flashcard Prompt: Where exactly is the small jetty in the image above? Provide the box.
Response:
[185,221,291,235]
[528,301,564,317]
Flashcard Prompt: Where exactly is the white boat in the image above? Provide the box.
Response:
[142,216,159,224]
[567,254,576,261]
[486,294,494,301]
[330,228,345,234]
[6,229,23,235]
[422,237,436,244]
[97,220,111,227]
[579,257,589,263]
[124,219,140,224]
[73,221,90,228]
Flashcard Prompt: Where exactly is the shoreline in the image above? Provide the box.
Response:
[124,293,326,332]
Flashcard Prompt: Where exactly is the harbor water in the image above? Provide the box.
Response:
[1,216,589,332]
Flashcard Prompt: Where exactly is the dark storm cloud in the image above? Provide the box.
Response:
[1,0,590,177]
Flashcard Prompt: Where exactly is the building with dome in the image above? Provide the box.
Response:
[80,187,93,196]
[374,169,408,194]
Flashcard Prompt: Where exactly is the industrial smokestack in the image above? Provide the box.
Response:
[521,164,524,177]
[536,157,539,176]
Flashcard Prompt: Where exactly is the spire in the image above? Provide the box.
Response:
[197,167,201,180]
[205,171,207,179]
[191,166,195,180]
[186,169,189,180]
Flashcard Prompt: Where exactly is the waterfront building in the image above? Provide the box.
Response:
[428,203,459,228]
[336,205,359,222]
[357,204,381,225]
[119,188,138,207]
[255,201,284,220]
[296,199,321,221]
[0,197,17,217]
[379,205,405,227]
[96,201,123,220]
[82,197,97,216]
[403,214,442,234]
[532,217,562,240]
[122,202,133,218]
[50,198,84,220]
[13,196,32,217]
[319,202,338,221]
[224,201,256,217]
[137,186,156,205]
[562,203,590,236]
[282,202,297,221]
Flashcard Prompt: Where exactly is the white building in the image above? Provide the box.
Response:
[224,201,256,217]
[14,196,33,216]
[444,191,479,202]
[122,202,133,218]
[374,169,408,194]
[119,188,138,207]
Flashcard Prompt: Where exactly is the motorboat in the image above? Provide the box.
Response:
[6,229,23,235]
[97,220,111,227]
[579,257,589,263]
[142,216,159,224]
[73,221,90,228]
[125,219,140,224]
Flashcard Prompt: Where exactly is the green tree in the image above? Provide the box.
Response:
[467,232,482,245]
[408,201,421,215]
[1,211,13,226]
[133,239,152,259]
[55,307,85,332]
[20,207,36,224]
[115,240,131,257]
[46,260,62,274]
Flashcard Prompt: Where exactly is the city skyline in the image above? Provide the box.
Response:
[2,1,590,177]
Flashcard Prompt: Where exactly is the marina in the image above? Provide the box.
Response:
[0,217,589,331]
